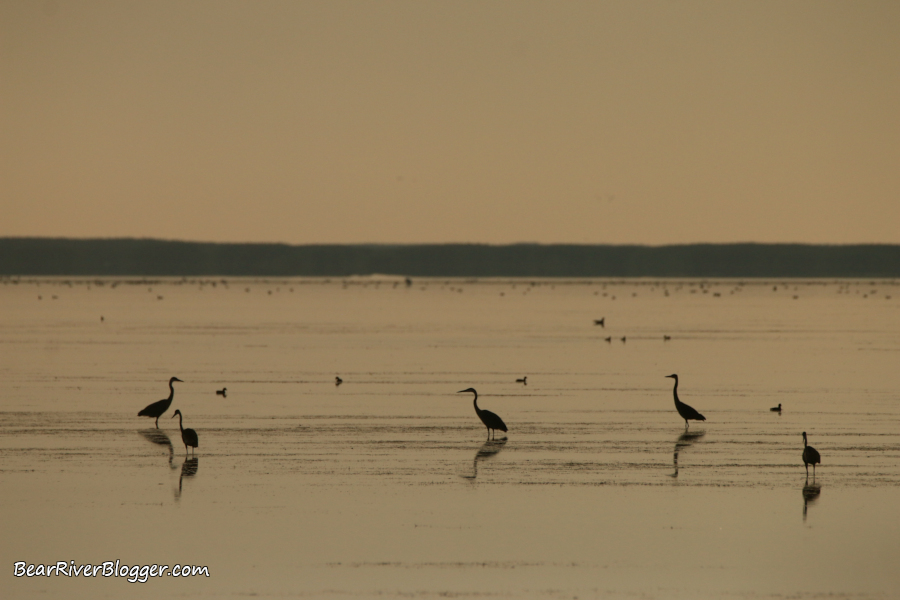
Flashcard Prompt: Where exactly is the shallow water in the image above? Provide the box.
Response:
[2,277,899,599]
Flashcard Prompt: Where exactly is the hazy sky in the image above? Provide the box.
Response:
[2,1,898,245]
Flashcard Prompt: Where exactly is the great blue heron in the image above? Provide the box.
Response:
[665,374,706,430]
[172,409,199,455]
[802,431,820,477]
[138,377,183,428]
[458,388,507,440]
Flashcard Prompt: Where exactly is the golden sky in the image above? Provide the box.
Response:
[2,1,898,244]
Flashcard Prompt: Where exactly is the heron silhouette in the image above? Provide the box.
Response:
[172,409,199,455]
[665,374,706,430]
[137,377,183,428]
[802,431,820,476]
[458,388,507,440]
[770,403,781,412]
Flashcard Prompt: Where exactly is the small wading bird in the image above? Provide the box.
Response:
[665,374,706,430]
[458,388,508,440]
[771,403,782,412]
[172,410,199,455]
[516,376,527,385]
[802,431,821,477]
[216,387,227,398]
[137,377,183,428]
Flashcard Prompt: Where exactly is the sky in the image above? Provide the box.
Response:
[2,0,899,245]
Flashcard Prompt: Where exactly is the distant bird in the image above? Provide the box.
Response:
[458,388,508,440]
[594,318,605,327]
[771,403,782,412]
[515,376,527,385]
[665,374,706,430]
[604,336,612,343]
[802,431,821,477]
[663,335,671,341]
[621,336,627,343]
[216,387,227,398]
[335,376,343,386]
[138,377,183,428]
[172,410,199,455]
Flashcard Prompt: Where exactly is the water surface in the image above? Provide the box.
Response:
[2,277,899,598]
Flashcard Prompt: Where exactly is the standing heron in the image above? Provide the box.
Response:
[458,388,508,440]
[802,431,820,477]
[665,374,706,430]
[137,377,183,428]
[172,409,199,455]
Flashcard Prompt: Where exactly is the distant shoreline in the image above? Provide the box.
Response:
[1,238,898,277]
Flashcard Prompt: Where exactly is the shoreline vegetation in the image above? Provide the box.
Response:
[1,237,898,277]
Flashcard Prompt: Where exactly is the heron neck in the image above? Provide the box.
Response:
[672,379,679,403]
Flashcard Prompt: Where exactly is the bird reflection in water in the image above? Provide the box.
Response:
[138,429,177,470]
[669,430,705,478]
[802,477,821,522]
[175,457,199,500]
[461,438,507,481]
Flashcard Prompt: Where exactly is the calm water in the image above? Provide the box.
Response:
[2,277,899,599]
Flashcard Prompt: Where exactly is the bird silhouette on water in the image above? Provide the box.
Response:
[515,376,527,385]
[594,318,605,327]
[172,409,199,455]
[802,431,821,477]
[665,374,706,430]
[216,387,227,398]
[137,377,183,428]
[458,388,508,440]
[770,403,782,412]
[335,376,343,386]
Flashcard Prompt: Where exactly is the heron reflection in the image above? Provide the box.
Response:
[138,429,177,469]
[802,477,822,522]
[670,430,705,478]
[175,457,199,500]
[461,439,507,480]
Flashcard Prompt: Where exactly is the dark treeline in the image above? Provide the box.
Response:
[1,238,899,277]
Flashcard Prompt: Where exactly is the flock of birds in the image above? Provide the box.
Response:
[137,372,823,477]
